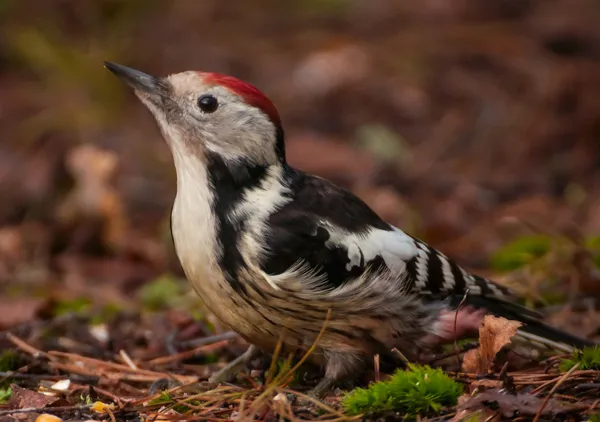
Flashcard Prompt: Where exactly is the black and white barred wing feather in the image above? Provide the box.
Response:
[261,171,595,352]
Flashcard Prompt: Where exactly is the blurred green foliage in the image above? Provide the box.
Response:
[138,273,187,311]
[2,0,158,142]
[0,350,19,392]
[585,236,600,269]
[589,413,600,422]
[0,387,11,404]
[0,350,19,372]
[490,235,553,272]
[354,124,412,167]
[342,364,463,417]
[560,346,600,372]
[53,297,92,316]
[491,234,600,272]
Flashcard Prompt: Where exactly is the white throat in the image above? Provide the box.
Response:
[170,145,220,286]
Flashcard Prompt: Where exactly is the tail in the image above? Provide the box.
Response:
[407,241,597,353]
[456,294,598,354]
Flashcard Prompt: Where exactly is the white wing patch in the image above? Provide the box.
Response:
[322,222,419,273]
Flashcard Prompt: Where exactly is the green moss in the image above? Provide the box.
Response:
[342,364,463,417]
[0,387,11,403]
[490,235,552,272]
[560,346,600,372]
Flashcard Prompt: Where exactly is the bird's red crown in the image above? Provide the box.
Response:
[201,72,281,127]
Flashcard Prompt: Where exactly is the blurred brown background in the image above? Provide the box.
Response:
[1,0,600,332]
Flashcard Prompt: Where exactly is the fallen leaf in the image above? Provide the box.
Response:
[462,315,522,374]
[7,385,58,409]
[56,144,128,252]
[457,389,586,418]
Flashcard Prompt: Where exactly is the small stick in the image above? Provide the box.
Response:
[5,332,49,359]
[454,289,470,368]
[0,371,99,383]
[532,363,580,422]
[147,340,230,366]
[119,349,138,370]
[179,331,239,348]
[0,404,91,416]
[391,348,409,365]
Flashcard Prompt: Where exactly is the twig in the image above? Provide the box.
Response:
[0,404,91,416]
[532,363,580,422]
[178,331,239,348]
[279,308,331,386]
[391,348,409,364]
[265,330,286,386]
[5,332,50,359]
[147,340,230,366]
[454,289,470,368]
[119,349,138,370]
[105,407,117,422]
[279,388,350,419]
[0,371,99,383]
[426,342,478,364]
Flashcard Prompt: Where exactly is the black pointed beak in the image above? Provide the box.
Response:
[104,61,163,96]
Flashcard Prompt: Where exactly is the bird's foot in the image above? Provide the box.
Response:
[292,377,335,407]
[209,345,259,384]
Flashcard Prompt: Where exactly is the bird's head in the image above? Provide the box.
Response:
[105,62,285,167]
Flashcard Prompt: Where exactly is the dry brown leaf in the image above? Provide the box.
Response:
[56,144,128,252]
[457,389,587,418]
[462,315,522,374]
[7,385,58,410]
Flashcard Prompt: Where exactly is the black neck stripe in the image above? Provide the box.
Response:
[206,152,269,293]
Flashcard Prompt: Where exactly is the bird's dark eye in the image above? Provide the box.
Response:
[197,95,219,113]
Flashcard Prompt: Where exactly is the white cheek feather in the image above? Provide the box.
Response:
[323,223,419,273]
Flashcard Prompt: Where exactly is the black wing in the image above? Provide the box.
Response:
[259,169,597,349]
[262,169,509,297]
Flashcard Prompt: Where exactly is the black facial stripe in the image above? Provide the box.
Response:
[206,152,268,292]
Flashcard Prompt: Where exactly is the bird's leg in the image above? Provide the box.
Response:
[209,344,260,383]
[304,352,362,401]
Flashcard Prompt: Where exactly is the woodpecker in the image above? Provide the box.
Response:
[105,62,596,397]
